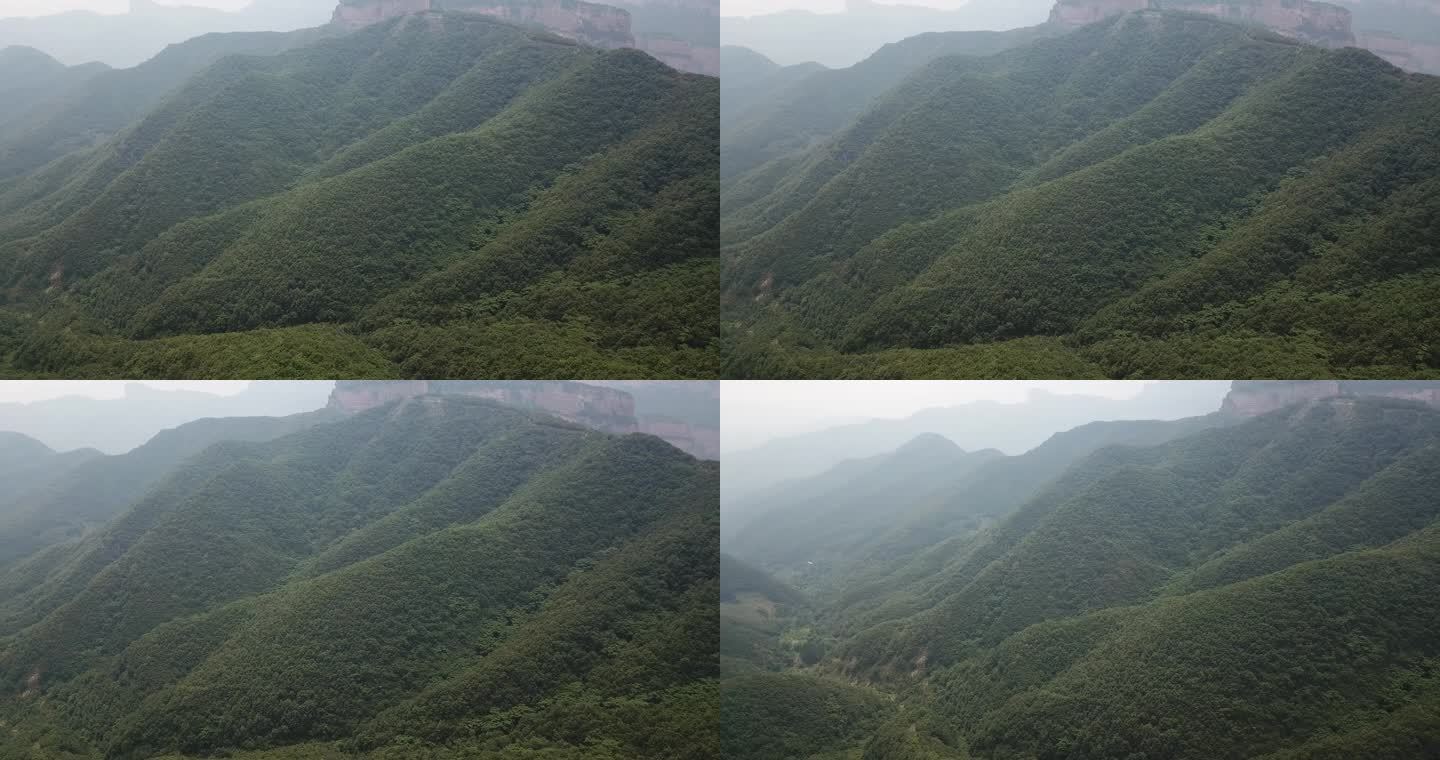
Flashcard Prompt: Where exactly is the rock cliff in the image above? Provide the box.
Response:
[1050,0,1357,47]
[1222,381,1440,416]
[334,0,633,46]
[333,0,718,73]
[328,381,719,458]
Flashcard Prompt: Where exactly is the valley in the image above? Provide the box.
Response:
[721,381,1440,759]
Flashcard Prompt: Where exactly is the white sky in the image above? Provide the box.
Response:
[723,0,969,18]
[0,0,245,16]
[722,380,1151,452]
[0,381,251,404]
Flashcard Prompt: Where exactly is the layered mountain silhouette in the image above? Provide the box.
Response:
[722,382,1440,759]
[0,6,718,379]
[721,8,1440,379]
[0,390,719,759]
[720,0,1055,68]
[0,0,336,69]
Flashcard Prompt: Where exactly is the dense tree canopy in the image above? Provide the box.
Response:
[0,395,719,759]
[721,11,1440,379]
[722,393,1440,759]
[0,11,719,379]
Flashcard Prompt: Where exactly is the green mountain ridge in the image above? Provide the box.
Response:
[721,393,1440,759]
[0,393,719,759]
[721,10,1440,379]
[0,10,719,379]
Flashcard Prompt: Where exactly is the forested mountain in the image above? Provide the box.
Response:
[0,7,719,379]
[0,392,719,759]
[721,383,1440,759]
[721,9,1440,379]
[0,409,333,571]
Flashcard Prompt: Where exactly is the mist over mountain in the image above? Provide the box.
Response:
[721,4,1440,379]
[0,381,334,454]
[722,381,1440,760]
[721,381,1230,506]
[0,0,336,67]
[0,4,719,379]
[720,0,1054,67]
[0,383,719,759]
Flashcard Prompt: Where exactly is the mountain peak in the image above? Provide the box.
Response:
[894,432,963,457]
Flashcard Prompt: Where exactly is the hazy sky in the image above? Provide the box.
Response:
[0,381,251,404]
[723,0,969,18]
[0,0,245,17]
[723,381,1152,452]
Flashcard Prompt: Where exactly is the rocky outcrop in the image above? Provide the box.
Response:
[328,382,718,459]
[332,0,722,73]
[447,0,634,48]
[1050,0,1356,47]
[329,380,432,412]
[1222,381,1440,416]
[330,380,636,433]
[332,0,634,49]
[332,0,433,28]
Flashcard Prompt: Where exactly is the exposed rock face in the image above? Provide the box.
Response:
[332,0,434,28]
[332,0,634,50]
[329,380,432,412]
[1050,0,1356,47]
[1050,0,1149,27]
[332,0,719,73]
[1222,381,1440,416]
[330,380,635,433]
[328,382,717,459]
[448,0,634,48]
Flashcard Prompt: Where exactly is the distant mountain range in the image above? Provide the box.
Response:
[0,381,334,453]
[720,381,1230,508]
[0,0,336,67]
[721,0,1054,67]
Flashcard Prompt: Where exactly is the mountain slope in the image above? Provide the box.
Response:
[0,394,719,759]
[721,10,1440,379]
[0,11,719,379]
[723,392,1440,760]
[0,411,332,574]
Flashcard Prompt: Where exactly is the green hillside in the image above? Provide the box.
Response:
[0,11,718,379]
[721,10,1440,379]
[721,394,1440,759]
[0,394,719,759]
